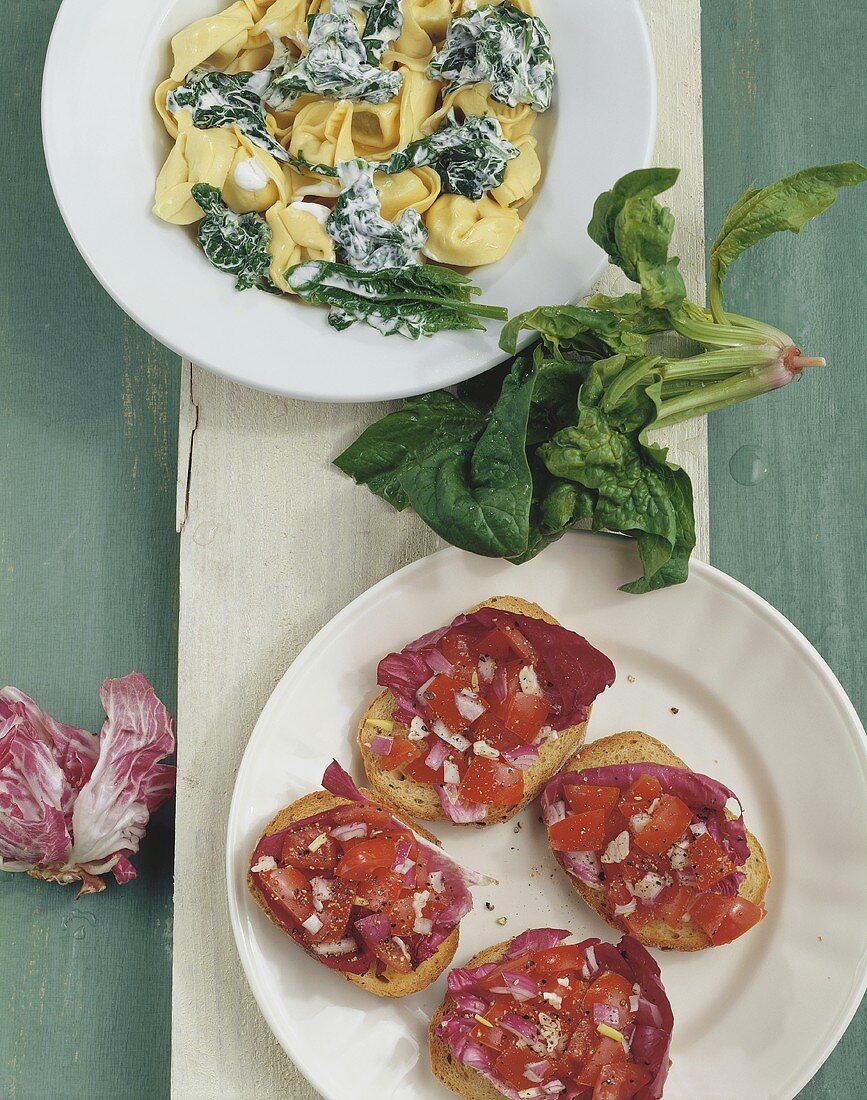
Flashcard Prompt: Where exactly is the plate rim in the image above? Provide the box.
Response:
[225,533,867,1100]
[41,0,657,403]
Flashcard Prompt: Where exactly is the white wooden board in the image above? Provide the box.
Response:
[171,3,707,1095]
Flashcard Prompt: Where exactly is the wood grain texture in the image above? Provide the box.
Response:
[170,3,706,1097]
[701,2,867,1094]
[0,4,180,1098]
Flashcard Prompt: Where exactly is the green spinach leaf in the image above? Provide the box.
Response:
[192,184,272,290]
[428,2,555,112]
[398,362,536,557]
[357,0,404,62]
[267,0,402,108]
[334,391,488,509]
[378,114,519,200]
[500,305,648,358]
[168,69,287,161]
[327,162,428,272]
[286,260,508,338]
[708,161,867,318]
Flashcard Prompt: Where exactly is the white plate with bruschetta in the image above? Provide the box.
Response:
[227,531,867,1100]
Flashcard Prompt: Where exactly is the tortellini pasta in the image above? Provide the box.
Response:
[266,201,335,291]
[423,194,521,266]
[222,132,290,212]
[375,167,441,220]
[153,110,239,224]
[156,0,551,312]
[491,134,541,209]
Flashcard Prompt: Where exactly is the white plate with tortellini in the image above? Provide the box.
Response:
[43,0,655,401]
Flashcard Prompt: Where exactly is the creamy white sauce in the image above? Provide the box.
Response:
[290,200,331,226]
[233,157,271,193]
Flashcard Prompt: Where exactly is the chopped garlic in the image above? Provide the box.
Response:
[251,855,277,873]
[537,1012,563,1053]
[302,913,323,935]
[409,716,429,741]
[557,976,570,988]
[519,665,541,696]
[542,991,563,1009]
[602,830,630,864]
[668,841,689,870]
[630,811,651,834]
[632,872,671,900]
[473,740,500,760]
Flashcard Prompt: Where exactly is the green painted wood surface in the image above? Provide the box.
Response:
[702,1,867,1095]
[0,4,180,1098]
[1,0,864,1097]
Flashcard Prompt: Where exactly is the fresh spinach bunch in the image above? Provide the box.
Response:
[266,0,403,109]
[286,261,508,338]
[428,1,555,112]
[192,184,272,290]
[336,162,866,591]
[327,162,428,273]
[376,114,520,200]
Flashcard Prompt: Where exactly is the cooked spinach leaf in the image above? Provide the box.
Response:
[266,0,403,108]
[168,69,288,161]
[327,161,427,272]
[356,0,404,62]
[286,260,508,338]
[427,1,555,112]
[192,184,272,290]
[377,114,519,200]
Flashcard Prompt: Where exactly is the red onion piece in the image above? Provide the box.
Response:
[368,734,394,756]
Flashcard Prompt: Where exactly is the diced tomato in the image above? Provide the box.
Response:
[584,972,634,1027]
[548,809,608,853]
[360,868,403,912]
[373,936,413,974]
[440,632,480,685]
[495,618,539,661]
[632,794,693,855]
[688,831,737,889]
[656,885,694,930]
[422,674,472,732]
[459,757,524,807]
[494,1046,537,1091]
[329,802,398,831]
[477,627,513,661]
[566,1015,600,1067]
[310,881,354,943]
[578,1037,626,1087]
[280,824,337,870]
[259,866,314,924]
[617,775,663,817]
[501,690,551,743]
[532,944,589,975]
[593,1062,654,1100]
[335,838,396,880]
[380,737,421,772]
[691,894,765,946]
[566,784,620,818]
[401,745,442,784]
[470,1000,510,1050]
[470,713,524,755]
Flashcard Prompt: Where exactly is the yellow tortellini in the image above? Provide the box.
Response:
[352,69,440,159]
[423,82,537,142]
[289,100,357,169]
[222,132,290,213]
[169,1,255,80]
[491,135,541,210]
[375,167,441,221]
[266,201,336,292]
[423,195,522,267]
[157,0,551,296]
[153,110,239,224]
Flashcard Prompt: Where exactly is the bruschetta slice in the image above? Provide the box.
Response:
[543,732,770,951]
[431,926,673,1100]
[358,596,615,825]
[247,761,485,995]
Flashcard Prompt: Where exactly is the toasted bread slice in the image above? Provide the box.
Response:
[358,596,592,826]
[247,789,459,997]
[558,731,771,951]
[430,937,520,1100]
